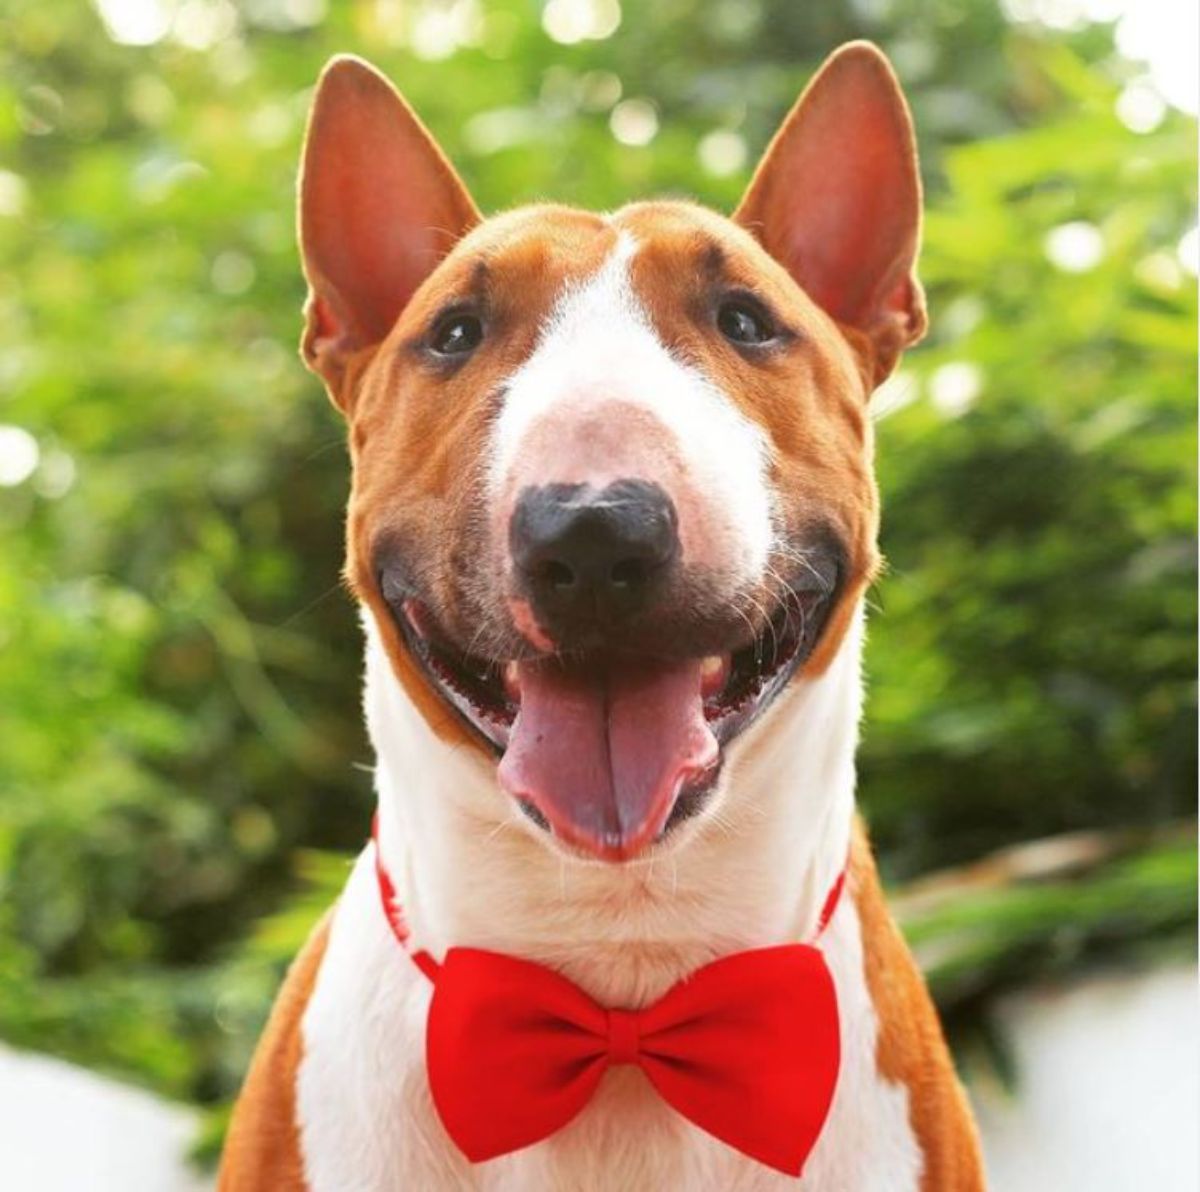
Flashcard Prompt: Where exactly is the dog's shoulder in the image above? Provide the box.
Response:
[218,909,334,1192]
[850,823,986,1191]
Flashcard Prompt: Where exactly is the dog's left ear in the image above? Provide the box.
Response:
[298,55,480,400]
[735,42,926,386]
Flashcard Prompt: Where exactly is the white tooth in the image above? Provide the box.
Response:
[700,655,724,678]
[504,661,521,691]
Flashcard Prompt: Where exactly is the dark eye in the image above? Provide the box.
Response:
[717,300,773,346]
[430,313,483,356]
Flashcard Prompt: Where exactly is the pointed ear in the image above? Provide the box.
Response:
[734,42,926,385]
[298,56,480,399]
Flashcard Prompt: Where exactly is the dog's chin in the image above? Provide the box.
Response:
[381,569,838,864]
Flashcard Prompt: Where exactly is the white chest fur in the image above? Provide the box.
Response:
[296,848,921,1192]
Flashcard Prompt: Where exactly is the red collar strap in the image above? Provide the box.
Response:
[370,814,848,1177]
[372,814,439,982]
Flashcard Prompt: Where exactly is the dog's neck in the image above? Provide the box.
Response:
[364,606,863,1007]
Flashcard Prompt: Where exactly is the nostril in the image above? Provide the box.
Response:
[536,558,576,590]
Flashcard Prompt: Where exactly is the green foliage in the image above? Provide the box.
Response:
[900,830,1198,1009]
[864,45,1198,874]
[897,827,1197,1084]
[0,0,1194,1128]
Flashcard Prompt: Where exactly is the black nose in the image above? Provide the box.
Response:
[510,480,679,631]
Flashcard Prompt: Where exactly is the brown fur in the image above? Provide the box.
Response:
[217,914,331,1191]
[851,825,986,1189]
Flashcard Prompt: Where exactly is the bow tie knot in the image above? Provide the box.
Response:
[606,1007,641,1066]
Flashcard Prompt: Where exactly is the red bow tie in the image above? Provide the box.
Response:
[373,821,844,1178]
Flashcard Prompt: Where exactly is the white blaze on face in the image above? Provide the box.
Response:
[489,231,774,585]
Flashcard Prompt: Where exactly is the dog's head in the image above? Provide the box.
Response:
[298,43,924,863]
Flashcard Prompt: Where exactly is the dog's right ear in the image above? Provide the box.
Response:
[298,56,480,403]
[734,43,925,387]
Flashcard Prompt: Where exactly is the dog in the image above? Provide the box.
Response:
[218,41,984,1191]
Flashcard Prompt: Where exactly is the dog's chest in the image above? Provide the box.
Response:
[295,852,922,1192]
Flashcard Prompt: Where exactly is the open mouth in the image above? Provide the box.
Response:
[390,572,837,862]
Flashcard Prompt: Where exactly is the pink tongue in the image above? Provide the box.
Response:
[498,656,718,858]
